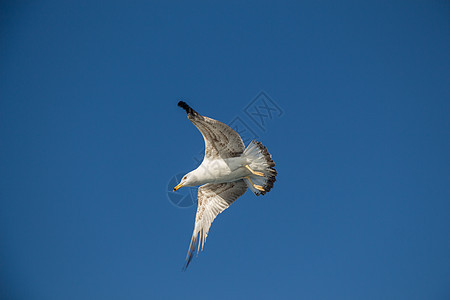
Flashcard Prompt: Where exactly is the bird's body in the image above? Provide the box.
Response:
[190,156,251,185]
[174,101,277,270]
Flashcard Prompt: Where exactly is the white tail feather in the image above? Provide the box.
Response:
[242,140,277,196]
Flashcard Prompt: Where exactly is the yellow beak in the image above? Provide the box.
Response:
[173,183,183,191]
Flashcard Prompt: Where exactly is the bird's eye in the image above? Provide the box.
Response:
[183,176,187,180]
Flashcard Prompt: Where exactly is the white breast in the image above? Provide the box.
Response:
[196,157,249,184]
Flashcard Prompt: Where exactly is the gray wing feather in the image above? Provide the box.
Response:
[178,101,245,159]
[183,180,247,270]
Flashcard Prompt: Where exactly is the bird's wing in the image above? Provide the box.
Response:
[183,180,248,270]
[178,101,245,159]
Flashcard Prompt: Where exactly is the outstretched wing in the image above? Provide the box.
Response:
[183,180,248,270]
[178,101,245,159]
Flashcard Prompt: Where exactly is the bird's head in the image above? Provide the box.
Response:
[173,171,197,191]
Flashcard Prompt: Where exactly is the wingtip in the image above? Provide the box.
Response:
[181,230,198,271]
[177,101,198,116]
[181,251,194,272]
[177,101,188,109]
[181,260,191,272]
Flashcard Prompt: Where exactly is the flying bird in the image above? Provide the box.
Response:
[174,101,277,270]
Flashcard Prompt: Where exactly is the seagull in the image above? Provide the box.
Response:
[174,101,277,270]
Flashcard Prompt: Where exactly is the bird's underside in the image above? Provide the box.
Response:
[176,101,277,270]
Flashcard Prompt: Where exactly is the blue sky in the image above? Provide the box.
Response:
[1,1,449,299]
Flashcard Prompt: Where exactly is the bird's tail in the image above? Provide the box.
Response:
[242,140,277,196]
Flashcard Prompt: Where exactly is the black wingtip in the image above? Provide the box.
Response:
[178,101,200,117]
[181,258,192,272]
[178,101,196,115]
[181,252,193,272]
[177,100,189,109]
[181,230,199,272]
